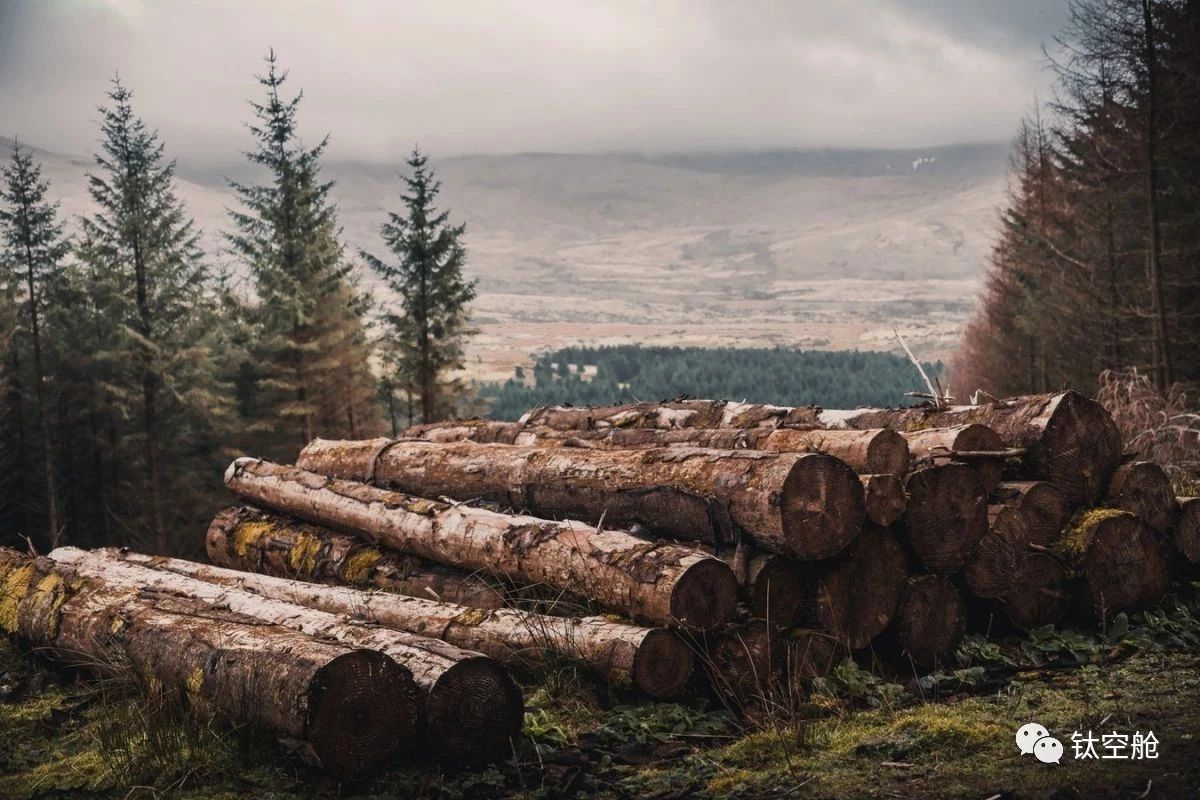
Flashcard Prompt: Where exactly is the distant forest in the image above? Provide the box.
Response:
[480,346,943,421]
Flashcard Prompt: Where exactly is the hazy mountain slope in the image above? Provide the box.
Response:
[2,138,1008,377]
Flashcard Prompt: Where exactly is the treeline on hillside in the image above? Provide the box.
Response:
[956,0,1200,397]
[0,51,474,555]
[480,346,942,421]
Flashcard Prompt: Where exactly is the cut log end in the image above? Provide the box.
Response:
[994,481,1069,547]
[950,423,1005,494]
[1003,553,1069,631]
[858,429,910,475]
[1175,497,1200,565]
[671,558,740,631]
[902,465,988,575]
[814,524,909,651]
[308,650,421,778]
[861,474,906,527]
[746,557,807,626]
[964,506,1030,601]
[786,628,842,682]
[705,620,783,710]
[1106,461,1177,533]
[427,657,525,763]
[1067,511,1170,620]
[632,629,695,699]
[779,453,866,560]
[894,576,965,668]
[1042,392,1123,505]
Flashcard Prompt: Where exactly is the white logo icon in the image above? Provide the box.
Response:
[1016,722,1050,755]
[1034,736,1064,764]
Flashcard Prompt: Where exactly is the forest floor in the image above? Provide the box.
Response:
[4,594,1200,800]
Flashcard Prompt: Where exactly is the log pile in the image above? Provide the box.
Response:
[2,389,1192,773]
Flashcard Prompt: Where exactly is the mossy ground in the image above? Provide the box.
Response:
[4,609,1200,799]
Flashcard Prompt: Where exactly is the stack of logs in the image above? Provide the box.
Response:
[3,390,1196,776]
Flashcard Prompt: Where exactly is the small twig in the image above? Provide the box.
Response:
[894,328,946,410]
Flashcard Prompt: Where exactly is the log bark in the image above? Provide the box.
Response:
[1174,497,1200,565]
[206,506,506,609]
[795,524,909,651]
[964,506,1032,601]
[48,547,523,762]
[1003,553,1069,631]
[992,481,1069,547]
[1105,461,1177,533]
[404,419,523,443]
[901,465,988,575]
[496,426,910,476]
[892,575,965,668]
[861,473,906,527]
[296,439,866,561]
[901,424,1005,493]
[0,549,419,777]
[1059,510,1170,620]
[520,400,823,431]
[225,459,737,630]
[820,391,1122,505]
[61,548,694,700]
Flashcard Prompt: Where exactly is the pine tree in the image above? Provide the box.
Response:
[78,79,225,554]
[0,143,69,545]
[227,50,379,454]
[363,148,476,422]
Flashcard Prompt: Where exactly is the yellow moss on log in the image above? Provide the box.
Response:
[24,574,69,638]
[286,533,324,577]
[232,520,273,558]
[340,548,383,585]
[452,607,491,627]
[0,564,35,633]
[1060,508,1127,558]
[186,667,205,696]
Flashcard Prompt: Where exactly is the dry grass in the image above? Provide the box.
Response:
[1096,368,1200,490]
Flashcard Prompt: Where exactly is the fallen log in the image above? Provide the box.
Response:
[519,400,823,431]
[0,549,419,777]
[892,575,965,668]
[861,473,907,527]
[964,506,1032,601]
[992,481,1069,547]
[820,391,1122,505]
[224,459,737,630]
[61,548,694,699]
[900,424,1005,493]
[296,439,866,561]
[497,426,910,476]
[404,420,523,444]
[49,547,523,761]
[207,507,507,609]
[1175,497,1200,565]
[1105,461,1177,533]
[1003,553,1069,631]
[901,465,988,574]
[1058,510,1170,619]
[795,524,909,651]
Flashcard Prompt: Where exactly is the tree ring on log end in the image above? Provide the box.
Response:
[306,650,421,778]
[670,558,738,631]
[779,454,865,560]
[903,465,987,575]
[895,576,964,668]
[632,629,694,699]
[1004,553,1068,631]
[747,558,806,627]
[952,423,1005,493]
[425,656,524,763]
[1082,515,1169,620]
[1042,392,1122,505]
[865,429,911,476]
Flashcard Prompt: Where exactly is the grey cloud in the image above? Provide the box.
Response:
[0,0,1068,161]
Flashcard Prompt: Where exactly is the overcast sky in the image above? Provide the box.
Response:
[0,0,1069,161]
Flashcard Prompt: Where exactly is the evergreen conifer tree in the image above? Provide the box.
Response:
[227,50,379,453]
[0,143,69,544]
[362,148,476,422]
